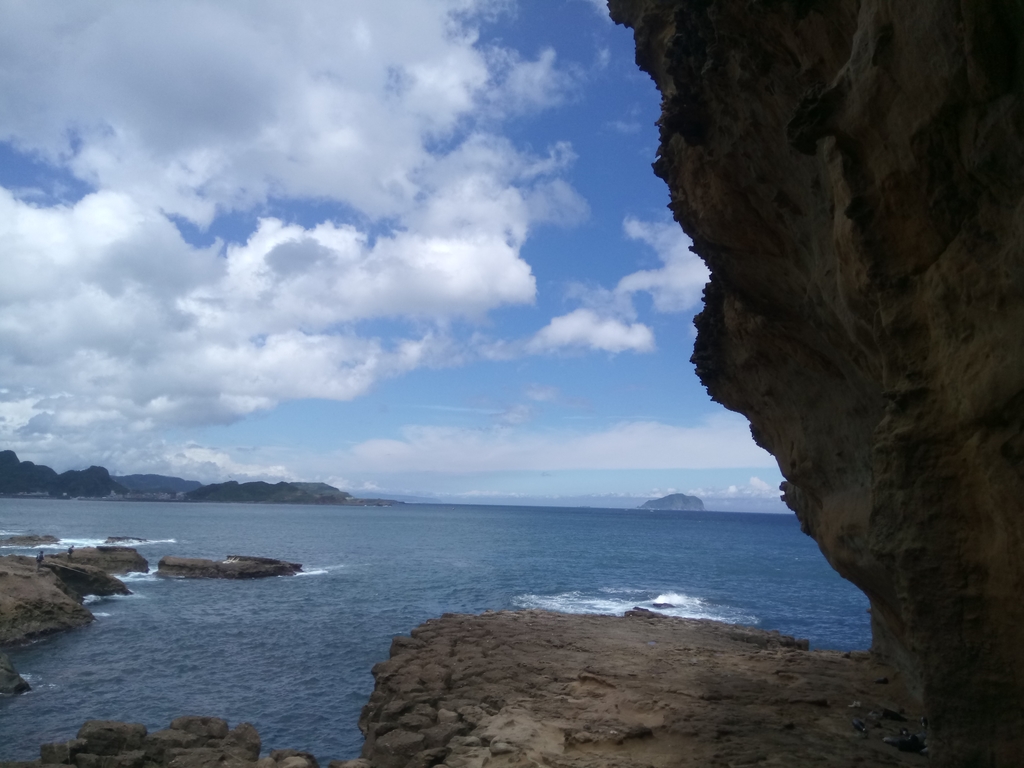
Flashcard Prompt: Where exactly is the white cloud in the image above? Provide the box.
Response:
[0,1,574,224]
[346,413,775,473]
[688,476,783,500]
[526,309,654,354]
[0,0,597,455]
[524,384,559,402]
[617,217,709,312]
[521,217,706,358]
[574,0,612,21]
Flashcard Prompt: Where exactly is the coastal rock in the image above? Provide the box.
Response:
[0,650,30,694]
[269,751,318,768]
[47,547,149,575]
[609,0,1024,763]
[357,609,925,767]
[0,535,60,548]
[11,719,266,768]
[104,538,147,545]
[76,722,147,756]
[0,556,93,644]
[39,561,130,600]
[39,738,87,765]
[157,556,301,579]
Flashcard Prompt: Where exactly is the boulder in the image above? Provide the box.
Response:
[370,730,424,768]
[169,717,229,740]
[0,556,93,644]
[143,730,203,763]
[40,561,130,600]
[40,738,88,765]
[47,547,149,575]
[75,721,147,756]
[19,719,271,768]
[157,556,301,579]
[0,650,30,694]
[269,750,318,768]
[220,723,261,761]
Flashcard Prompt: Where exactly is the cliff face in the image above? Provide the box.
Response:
[608,1,1024,765]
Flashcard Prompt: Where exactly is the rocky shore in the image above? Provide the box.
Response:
[2,610,928,767]
[0,537,307,693]
[47,547,150,575]
[156,555,302,579]
[0,542,150,694]
[356,609,926,767]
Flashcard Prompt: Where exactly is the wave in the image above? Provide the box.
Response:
[120,572,158,582]
[0,537,176,550]
[511,588,757,625]
[294,564,346,577]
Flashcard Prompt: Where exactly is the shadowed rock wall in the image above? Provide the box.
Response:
[608,0,1024,764]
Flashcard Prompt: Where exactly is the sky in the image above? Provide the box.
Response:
[0,0,787,511]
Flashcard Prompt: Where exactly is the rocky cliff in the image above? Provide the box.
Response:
[608,0,1024,764]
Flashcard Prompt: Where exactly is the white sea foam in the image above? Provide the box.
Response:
[120,572,158,582]
[0,537,177,550]
[295,564,345,577]
[92,612,111,617]
[512,589,757,625]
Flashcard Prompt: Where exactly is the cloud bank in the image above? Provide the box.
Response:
[0,0,594,453]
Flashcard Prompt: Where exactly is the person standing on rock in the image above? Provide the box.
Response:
[36,550,44,570]
[67,545,74,559]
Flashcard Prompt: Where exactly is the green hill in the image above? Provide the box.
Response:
[186,481,319,504]
[0,450,127,497]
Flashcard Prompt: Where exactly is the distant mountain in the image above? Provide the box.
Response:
[0,450,127,498]
[113,474,203,494]
[185,480,396,506]
[640,493,705,511]
[187,481,318,504]
[290,482,352,501]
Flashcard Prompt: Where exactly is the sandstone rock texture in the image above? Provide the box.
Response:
[0,535,60,547]
[48,547,150,575]
[0,556,93,645]
[357,609,925,767]
[39,560,131,600]
[157,555,302,579]
[0,649,30,694]
[0,716,267,768]
[608,0,1024,764]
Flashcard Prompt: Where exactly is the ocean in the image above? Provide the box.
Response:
[0,498,869,761]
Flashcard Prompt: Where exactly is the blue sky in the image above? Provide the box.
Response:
[0,0,785,510]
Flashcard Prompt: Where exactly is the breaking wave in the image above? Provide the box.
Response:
[511,588,757,625]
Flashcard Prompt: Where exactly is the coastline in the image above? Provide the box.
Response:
[2,609,926,767]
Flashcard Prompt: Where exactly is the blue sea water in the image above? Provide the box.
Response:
[0,498,870,761]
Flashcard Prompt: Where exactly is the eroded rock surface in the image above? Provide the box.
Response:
[357,609,925,767]
[0,717,267,768]
[609,0,1024,764]
[0,535,60,548]
[39,560,131,600]
[48,547,149,575]
[0,650,30,694]
[157,555,302,579]
[0,556,94,645]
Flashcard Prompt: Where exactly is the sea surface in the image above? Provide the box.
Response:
[0,499,869,760]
